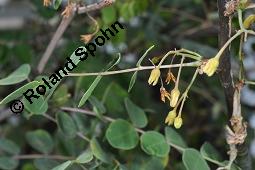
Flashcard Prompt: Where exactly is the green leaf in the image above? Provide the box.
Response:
[124,98,147,128]
[136,45,155,66]
[90,138,109,163]
[200,142,223,164]
[23,96,48,115]
[0,81,40,105]
[106,119,139,150]
[104,53,121,71]
[72,114,87,134]
[51,161,72,170]
[0,64,30,85]
[165,127,187,150]
[0,157,18,170]
[88,96,106,115]
[140,131,170,157]
[53,0,62,10]
[103,83,128,114]
[26,130,54,154]
[52,84,70,106]
[128,71,138,93]
[182,149,210,170]
[128,154,166,170]
[75,149,93,164]
[119,3,131,21]
[34,159,59,170]
[101,6,117,24]
[78,54,121,107]
[0,138,20,155]
[56,112,77,138]
[78,76,102,107]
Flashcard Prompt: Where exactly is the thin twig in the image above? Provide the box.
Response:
[61,107,145,134]
[66,61,200,77]
[43,113,90,142]
[37,0,115,73]
[77,0,115,14]
[37,14,74,73]
[245,80,255,85]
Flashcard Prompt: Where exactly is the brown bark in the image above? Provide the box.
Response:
[217,0,235,115]
[217,1,252,169]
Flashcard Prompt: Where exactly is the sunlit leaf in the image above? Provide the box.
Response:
[0,81,40,105]
[75,149,93,164]
[0,64,30,85]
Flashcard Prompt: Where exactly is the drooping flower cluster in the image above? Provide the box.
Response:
[147,51,220,129]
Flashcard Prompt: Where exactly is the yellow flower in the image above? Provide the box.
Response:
[43,0,51,6]
[174,116,183,129]
[170,88,180,107]
[165,110,177,125]
[243,15,255,29]
[148,67,160,86]
[202,57,219,77]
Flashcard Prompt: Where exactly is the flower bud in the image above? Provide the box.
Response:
[165,110,177,125]
[202,57,219,77]
[174,117,183,129]
[148,68,161,86]
[170,88,180,107]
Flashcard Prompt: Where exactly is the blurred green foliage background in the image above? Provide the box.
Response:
[0,0,255,169]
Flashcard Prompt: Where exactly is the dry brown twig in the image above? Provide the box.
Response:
[37,0,115,73]
[218,84,247,170]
